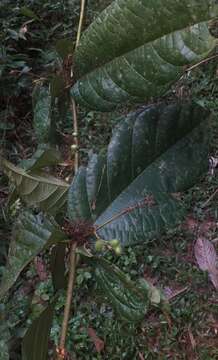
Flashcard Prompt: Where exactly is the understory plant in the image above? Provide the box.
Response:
[0,0,218,359]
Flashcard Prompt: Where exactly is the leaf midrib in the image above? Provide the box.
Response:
[2,159,69,188]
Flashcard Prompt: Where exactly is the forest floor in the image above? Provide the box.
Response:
[0,1,218,359]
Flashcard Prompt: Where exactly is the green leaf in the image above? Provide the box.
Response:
[74,0,218,76]
[50,75,65,98]
[55,39,74,60]
[20,145,61,172]
[1,158,69,215]
[71,0,218,110]
[72,24,216,111]
[93,257,161,323]
[0,212,65,300]
[33,85,52,143]
[68,102,210,246]
[6,146,62,211]
[50,243,67,291]
[68,166,91,220]
[96,194,183,247]
[22,301,56,360]
[20,6,39,20]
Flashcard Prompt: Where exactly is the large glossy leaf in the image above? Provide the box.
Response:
[71,0,218,111]
[22,301,56,360]
[1,158,69,215]
[0,212,65,300]
[68,102,210,246]
[93,257,162,323]
[74,0,218,76]
[72,24,216,111]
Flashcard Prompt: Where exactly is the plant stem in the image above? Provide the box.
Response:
[71,0,86,173]
[201,188,218,208]
[76,0,86,48]
[57,243,77,359]
[70,98,79,172]
[57,1,86,358]
[186,54,218,72]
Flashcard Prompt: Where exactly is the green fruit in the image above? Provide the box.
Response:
[95,240,105,252]
[114,245,122,256]
[109,239,119,248]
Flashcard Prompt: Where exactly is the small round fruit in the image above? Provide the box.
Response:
[114,246,122,256]
[71,144,78,152]
[109,239,119,248]
[95,240,105,252]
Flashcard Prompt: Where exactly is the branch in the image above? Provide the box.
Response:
[57,243,77,360]
[76,0,86,48]
[186,54,218,73]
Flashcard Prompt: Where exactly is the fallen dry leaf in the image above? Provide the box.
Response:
[163,286,189,300]
[188,327,196,350]
[209,271,218,290]
[88,327,105,353]
[194,237,218,290]
[138,352,145,360]
[194,238,217,273]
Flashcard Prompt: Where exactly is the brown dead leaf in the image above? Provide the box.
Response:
[163,286,189,300]
[194,238,217,273]
[188,328,196,350]
[209,271,218,290]
[138,352,145,360]
[194,238,218,290]
[88,327,104,353]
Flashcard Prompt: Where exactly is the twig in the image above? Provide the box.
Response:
[201,188,218,208]
[76,0,86,48]
[57,243,77,360]
[71,0,86,173]
[186,54,218,73]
